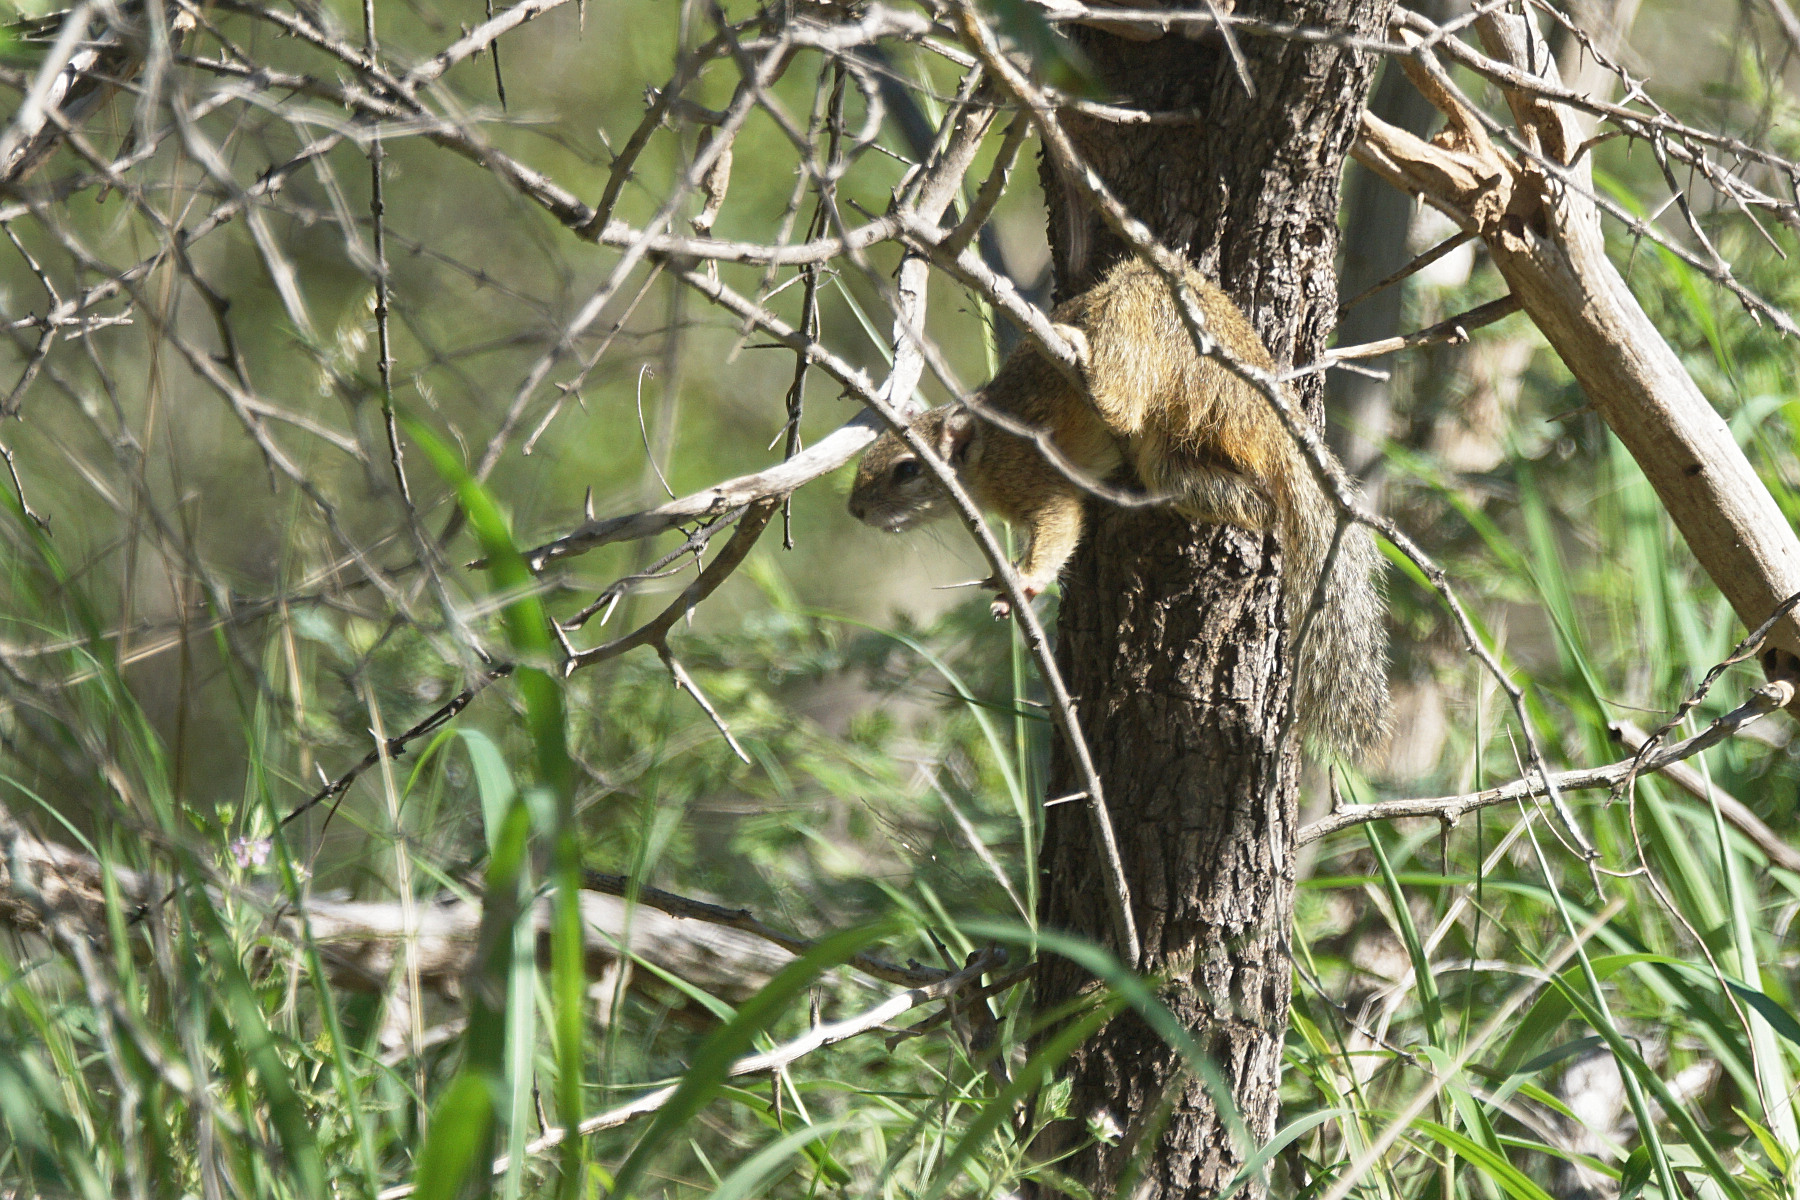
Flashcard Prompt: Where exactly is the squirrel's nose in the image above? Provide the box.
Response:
[847,495,865,521]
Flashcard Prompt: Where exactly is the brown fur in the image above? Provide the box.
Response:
[849,258,1389,759]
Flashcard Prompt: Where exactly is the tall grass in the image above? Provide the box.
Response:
[5,15,1800,1200]
[10,339,1800,1196]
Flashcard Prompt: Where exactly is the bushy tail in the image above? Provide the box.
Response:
[1283,474,1390,762]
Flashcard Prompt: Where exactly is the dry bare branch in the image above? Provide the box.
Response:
[1354,9,1800,691]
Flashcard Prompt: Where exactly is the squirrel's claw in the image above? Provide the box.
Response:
[987,580,1040,621]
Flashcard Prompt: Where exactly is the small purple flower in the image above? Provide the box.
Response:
[231,837,271,869]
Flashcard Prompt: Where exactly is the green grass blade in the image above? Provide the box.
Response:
[1413,1120,1556,1200]
[708,1116,856,1200]
[608,917,906,1199]
[408,417,584,1195]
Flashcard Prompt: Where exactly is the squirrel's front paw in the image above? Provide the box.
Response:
[987,582,1040,621]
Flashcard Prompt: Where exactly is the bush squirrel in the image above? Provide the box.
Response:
[847,258,1389,760]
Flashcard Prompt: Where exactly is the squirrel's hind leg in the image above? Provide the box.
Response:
[1144,446,1277,535]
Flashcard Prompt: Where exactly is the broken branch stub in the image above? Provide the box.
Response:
[1355,13,1800,683]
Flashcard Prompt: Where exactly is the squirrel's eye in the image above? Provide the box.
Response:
[891,460,923,485]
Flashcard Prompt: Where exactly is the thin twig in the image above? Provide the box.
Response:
[282,668,511,828]
[372,946,1007,1200]
[579,871,957,987]
[1610,720,1800,875]
[659,648,750,765]
[1299,681,1794,846]
[1312,294,1522,371]
[1336,230,1474,314]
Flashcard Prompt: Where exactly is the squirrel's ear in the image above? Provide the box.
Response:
[1051,322,1091,372]
[936,405,976,464]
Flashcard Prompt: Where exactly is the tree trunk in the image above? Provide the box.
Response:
[1032,4,1391,1196]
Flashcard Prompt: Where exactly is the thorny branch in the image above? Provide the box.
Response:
[0,0,1792,815]
[6,2,1800,1179]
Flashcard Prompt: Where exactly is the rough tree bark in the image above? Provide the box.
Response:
[1030,3,1392,1196]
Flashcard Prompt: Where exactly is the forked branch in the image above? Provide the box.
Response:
[1354,10,1800,687]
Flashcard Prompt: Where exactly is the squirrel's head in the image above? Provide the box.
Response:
[847,405,976,531]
